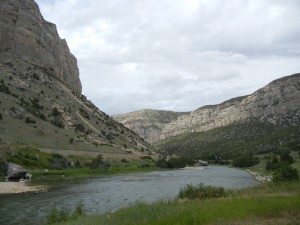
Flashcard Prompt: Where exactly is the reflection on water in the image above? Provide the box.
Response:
[0,166,258,225]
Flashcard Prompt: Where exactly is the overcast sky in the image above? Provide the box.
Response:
[36,0,300,115]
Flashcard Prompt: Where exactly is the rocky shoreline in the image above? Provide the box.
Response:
[0,182,47,196]
[247,169,272,183]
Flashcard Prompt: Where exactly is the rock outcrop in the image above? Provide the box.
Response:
[0,0,81,92]
[114,73,300,143]
[7,162,32,179]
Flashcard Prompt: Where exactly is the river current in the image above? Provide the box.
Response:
[0,166,258,225]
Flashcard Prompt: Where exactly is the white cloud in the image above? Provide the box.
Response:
[36,0,300,114]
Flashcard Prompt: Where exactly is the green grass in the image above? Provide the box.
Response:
[178,183,227,200]
[52,181,300,225]
[32,165,162,179]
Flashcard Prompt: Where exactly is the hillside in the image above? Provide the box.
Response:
[114,73,300,144]
[0,0,150,153]
[113,109,188,143]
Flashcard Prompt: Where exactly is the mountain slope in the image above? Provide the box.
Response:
[113,109,188,143]
[0,0,150,153]
[113,73,300,144]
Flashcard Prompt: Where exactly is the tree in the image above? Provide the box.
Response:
[232,155,259,168]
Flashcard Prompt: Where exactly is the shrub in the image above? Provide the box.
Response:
[232,155,259,168]
[48,154,70,170]
[75,123,85,133]
[79,108,90,119]
[89,154,112,170]
[178,184,226,200]
[25,117,36,124]
[140,156,152,160]
[121,158,130,163]
[0,113,2,120]
[51,117,64,128]
[51,107,61,117]
[69,138,74,144]
[156,157,187,169]
[273,165,299,182]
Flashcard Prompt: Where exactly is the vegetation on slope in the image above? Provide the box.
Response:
[155,119,300,161]
[0,64,150,152]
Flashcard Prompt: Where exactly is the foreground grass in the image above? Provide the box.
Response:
[53,181,300,225]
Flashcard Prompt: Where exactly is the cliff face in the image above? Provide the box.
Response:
[113,110,188,143]
[0,0,151,153]
[113,73,300,143]
[0,0,82,92]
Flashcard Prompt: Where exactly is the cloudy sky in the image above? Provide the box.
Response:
[36,0,300,115]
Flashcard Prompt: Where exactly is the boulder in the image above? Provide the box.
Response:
[7,162,32,179]
[196,160,208,166]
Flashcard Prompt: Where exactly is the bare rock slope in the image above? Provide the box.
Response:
[113,73,300,143]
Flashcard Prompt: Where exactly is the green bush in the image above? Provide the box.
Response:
[51,107,62,117]
[273,165,299,182]
[89,154,112,170]
[156,157,188,169]
[232,155,259,168]
[48,154,70,170]
[75,123,85,133]
[25,116,36,124]
[178,183,226,200]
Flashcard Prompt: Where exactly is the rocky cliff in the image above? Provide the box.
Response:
[0,0,81,92]
[113,73,300,143]
[114,110,188,143]
[0,0,150,153]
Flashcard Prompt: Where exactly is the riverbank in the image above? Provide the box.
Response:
[246,169,272,183]
[0,182,47,196]
[53,180,300,225]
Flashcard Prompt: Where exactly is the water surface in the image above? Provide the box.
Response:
[0,166,258,225]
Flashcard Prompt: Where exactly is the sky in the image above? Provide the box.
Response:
[35,0,300,115]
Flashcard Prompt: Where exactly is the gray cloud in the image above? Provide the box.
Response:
[36,0,300,115]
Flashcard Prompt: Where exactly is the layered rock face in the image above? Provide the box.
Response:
[114,110,188,143]
[0,0,81,92]
[114,73,300,143]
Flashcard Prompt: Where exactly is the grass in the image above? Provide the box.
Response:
[178,183,227,200]
[52,181,300,225]
[32,165,162,179]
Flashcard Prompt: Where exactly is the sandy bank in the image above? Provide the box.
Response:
[0,182,47,196]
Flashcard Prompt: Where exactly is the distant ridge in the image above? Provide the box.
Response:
[113,73,300,143]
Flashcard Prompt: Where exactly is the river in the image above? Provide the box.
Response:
[0,166,258,225]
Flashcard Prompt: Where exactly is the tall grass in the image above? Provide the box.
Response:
[178,183,227,199]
